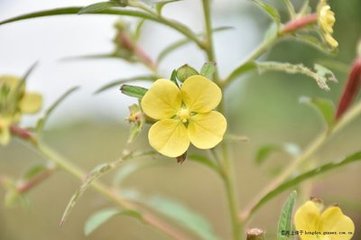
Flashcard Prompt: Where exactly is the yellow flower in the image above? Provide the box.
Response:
[317,0,338,49]
[294,199,355,240]
[0,75,42,145]
[141,75,227,158]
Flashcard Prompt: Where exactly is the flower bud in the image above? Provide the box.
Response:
[176,64,199,82]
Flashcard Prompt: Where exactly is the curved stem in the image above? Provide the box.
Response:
[33,141,190,240]
[0,7,204,50]
[201,0,242,239]
[241,100,361,222]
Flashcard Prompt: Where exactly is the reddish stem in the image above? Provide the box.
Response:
[335,58,361,120]
[10,125,34,140]
[117,32,157,70]
[17,167,55,193]
[281,13,318,34]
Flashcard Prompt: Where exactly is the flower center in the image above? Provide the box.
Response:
[177,108,190,123]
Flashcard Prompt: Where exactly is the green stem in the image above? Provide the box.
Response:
[201,0,242,238]
[201,0,220,83]
[33,141,190,240]
[241,100,361,221]
[223,34,277,86]
[222,151,242,240]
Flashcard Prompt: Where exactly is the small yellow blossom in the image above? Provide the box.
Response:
[141,75,227,158]
[294,199,355,240]
[317,0,338,49]
[0,75,42,145]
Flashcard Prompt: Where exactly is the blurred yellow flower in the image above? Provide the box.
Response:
[317,0,338,49]
[141,75,227,157]
[294,200,354,240]
[0,75,42,145]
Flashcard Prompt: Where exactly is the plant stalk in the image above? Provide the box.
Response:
[33,141,190,240]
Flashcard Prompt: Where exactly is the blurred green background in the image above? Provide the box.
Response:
[1,0,361,239]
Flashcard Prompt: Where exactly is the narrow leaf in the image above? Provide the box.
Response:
[61,154,131,225]
[226,62,257,83]
[188,154,219,173]
[22,164,49,181]
[252,0,281,24]
[120,84,148,98]
[36,86,79,133]
[95,75,156,94]
[300,97,335,128]
[122,191,220,240]
[0,8,157,26]
[255,143,301,165]
[200,62,216,79]
[155,0,183,15]
[249,151,361,217]
[277,191,297,240]
[291,34,334,54]
[257,61,338,90]
[84,208,141,235]
[156,26,233,64]
[78,2,120,14]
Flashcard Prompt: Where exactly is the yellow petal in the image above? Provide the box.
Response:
[0,118,11,145]
[148,119,189,158]
[0,75,20,90]
[188,111,226,149]
[19,92,42,114]
[141,79,182,120]
[320,206,354,240]
[294,201,321,240]
[181,75,221,113]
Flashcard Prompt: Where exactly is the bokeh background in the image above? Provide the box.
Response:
[1,0,361,239]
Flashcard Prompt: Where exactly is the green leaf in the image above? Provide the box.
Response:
[282,0,296,19]
[251,0,281,24]
[156,26,233,64]
[122,190,219,240]
[226,62,257,83]
[300,97,335,129]
[155,0,183,15]
[0,7,157,26]
[291,34,334,54]
[256,61,338,90]
[249,151,361,217]
[149,196,219,240]
[277,191,297,240]
[60,153,132,225]
[95,75,157,94]
[22,164,50,181]
[36,86,79,134]
[120,84,148,99]
[113,154,163,187]
[176,64,199,82]
[169,69,180,87]
[78,1,121,14]
[84,208,142,236]
[255,143,301,165]
[1,177,29,208]
[200,62,216,79]
[188,154,219,173]
[133,19,146,41]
